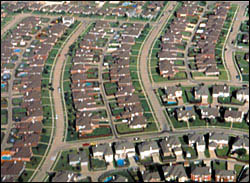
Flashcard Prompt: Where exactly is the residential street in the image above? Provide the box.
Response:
[1,2,249,182]
[139,1,177,132]
[32,22,89,182]
[225,2,249,82]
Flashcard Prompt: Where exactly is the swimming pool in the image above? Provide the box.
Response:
[122,2,131,6]
[14,49,21,53]
[86,82,92,86]
[104,176,113,182]
[167,101,177,104]
[18,73,27,77]
[1,83,6,88]
[1,155,12,161]
[117,159,125,166]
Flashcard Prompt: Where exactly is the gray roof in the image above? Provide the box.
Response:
[138,141,159,152]
[115,141,135,151]
[188,133,205,145]
[216,170,235,177]
[165,86,182,96]
[212,85,229,94]
[165,136,181,147]
[210,132,228,141]
[92,143,113,156]
[142,171,161,181]
[224,110,243,118]
[68,151,88,163]
[195,85,209,96]
[163,164,188,178]
[201,107,220,118]
[233,136,249,148]
[192,167,211,176]
[52,171,75,182]
[177,108,195,118]
[237,87,249,96]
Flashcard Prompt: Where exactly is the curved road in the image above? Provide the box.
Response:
[139,1,178,132]
[32,22,89,182]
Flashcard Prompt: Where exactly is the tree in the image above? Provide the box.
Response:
[235,148,246,157]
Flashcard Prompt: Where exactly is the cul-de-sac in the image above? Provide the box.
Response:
[1,1,249,182]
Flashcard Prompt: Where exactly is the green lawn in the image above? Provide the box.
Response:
[215,146,229,157]
[182,146,197,159]
[116,124,142,134]
[54,150,81,172]
[18,170,34,182]
[90,158,106,171]
[32,143,48,156]
[104,82,118,96]
[12,98,23,106]
[234,164,243,176]
[212,160,226,171]
[1,109,8,125]
[26,156,42,169]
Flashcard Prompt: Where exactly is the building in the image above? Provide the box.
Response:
[114,141,135,160]
[188,133,205,152]
[164,86,182,101]
[212,85,230,98]
[191,167,211,182]
[194,85,209,104]
[177,107,196,122]
[92,143,113,163]
[209,132,228,148]
[231,136,249,154]
[163,164,189,182]
[138,141,160,159]
[215,170,236,182]
[68,151,88,166]
[224,109,244,123]
[200,107,220,120]
[236,87,249,102]
[142,171,162,182]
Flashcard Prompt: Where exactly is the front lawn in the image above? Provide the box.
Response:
[54,150,81,172]
[90,158,107,171]
[215,146,229,157]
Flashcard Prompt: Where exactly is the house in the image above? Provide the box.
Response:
[68,151,89,166]
[138,141,160,159]
[188,133,205,152]
[173,147,183,157]
[92,143,113,163]
[163,164,189,182]
[159,60,178,78]
[159,140,174,157]
[165,136,182,149]
[11,147,32,162]
[114,141,135,160]
[191,167,211,182]
[212,85,230,98]
[231,136,249,154]
[75,112,100,136]
[52,171,80,182]
[177,107,196,122]
[200,107,220,120]
[209,132,228,148]
[1,161,25,178]
[129,116,147,129]
[142,171,162,182]
[236,87,249,102]
[224,109,244,123]
[215,170,236,182]
[194,85,209,104]
[164,86,182,101]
